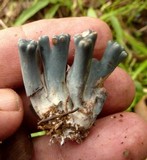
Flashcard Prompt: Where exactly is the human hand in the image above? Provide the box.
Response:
[0,17,147,160]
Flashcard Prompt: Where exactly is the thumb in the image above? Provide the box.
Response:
[0,89,23,140]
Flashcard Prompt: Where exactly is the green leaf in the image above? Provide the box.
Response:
[45,4,60,18]
[31,131,46,138]
[132,61,147,80]
[87,7,97,18]
[14,0,51,26]
[109,16,124,44]
[124,32,147,55]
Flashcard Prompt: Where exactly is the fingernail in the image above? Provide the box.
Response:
[0,89,21,111]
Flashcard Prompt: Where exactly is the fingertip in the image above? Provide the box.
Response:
[0,89,23,140]
[62,112,147,160]
[101,67,135,115]
[32,112,147,160]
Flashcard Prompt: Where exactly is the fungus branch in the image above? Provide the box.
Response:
[18,30,127,145]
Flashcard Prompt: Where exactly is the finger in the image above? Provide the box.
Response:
[0,89,23,140]
[0,17,112,88]
[102,67,135,116]
[2,127,33,160]
[18,89,38,132]
[32,112,147,160]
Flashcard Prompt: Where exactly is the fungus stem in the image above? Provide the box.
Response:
[18,39,42,96]
[39,35,70,97]
[67,30,97,107]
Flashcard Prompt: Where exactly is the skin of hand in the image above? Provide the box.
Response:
[0,17,147,160]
